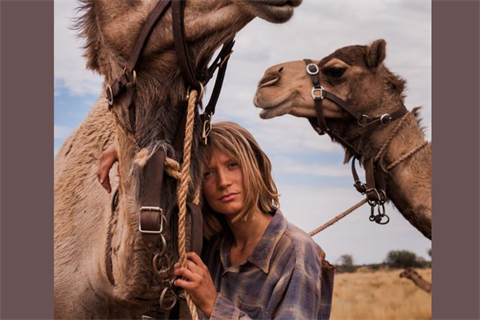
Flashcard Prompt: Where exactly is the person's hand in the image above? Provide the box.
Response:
[174,252,218,318]
[96,143,118,193]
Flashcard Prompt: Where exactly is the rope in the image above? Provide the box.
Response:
[165,157,181,180]
[386,140,429,172]
[374,112,411,163]
[309,111,429,237]
[309,199,368,237]
[175,90,199,320]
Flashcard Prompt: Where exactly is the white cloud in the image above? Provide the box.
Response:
[54,1,103,96]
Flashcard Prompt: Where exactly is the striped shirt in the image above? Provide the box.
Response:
[201,209,333,320]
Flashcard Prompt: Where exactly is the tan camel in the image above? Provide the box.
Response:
[400,268,431,293]
[54,1,301,319]
[254,39,431,240]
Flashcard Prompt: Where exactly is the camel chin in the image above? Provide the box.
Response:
[235,0,303,23]
[257,102,293,119]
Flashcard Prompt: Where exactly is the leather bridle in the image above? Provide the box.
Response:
[104,0,235,315]
[303,59,409,225]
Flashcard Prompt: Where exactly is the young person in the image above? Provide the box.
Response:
[97,122,333,319]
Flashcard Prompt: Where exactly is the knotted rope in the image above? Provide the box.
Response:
[162,90,200,320]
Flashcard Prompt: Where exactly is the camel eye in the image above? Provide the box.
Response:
[323,67,346,78]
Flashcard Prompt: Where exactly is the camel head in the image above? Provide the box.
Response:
[254,39,406,123]
[75,0,303,149]
[77,0,302,79]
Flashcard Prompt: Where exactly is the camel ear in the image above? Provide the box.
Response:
[366,39,386,69]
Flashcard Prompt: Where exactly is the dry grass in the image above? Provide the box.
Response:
[330,268,431,320]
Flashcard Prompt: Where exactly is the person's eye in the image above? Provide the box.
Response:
[203,170,214,179]
[228,162,239,169]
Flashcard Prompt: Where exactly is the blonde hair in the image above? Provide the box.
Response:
[202,122,280,238]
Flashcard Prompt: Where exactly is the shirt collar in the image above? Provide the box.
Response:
[247,209,288,274]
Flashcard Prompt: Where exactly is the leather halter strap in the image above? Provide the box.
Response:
[303,59,408,157]
[303,58,409,219]
[106,0,235,135]
[172,0,199,91]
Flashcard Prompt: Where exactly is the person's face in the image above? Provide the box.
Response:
[202,147,245,218]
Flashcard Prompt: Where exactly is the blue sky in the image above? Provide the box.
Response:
[55,0,432,265]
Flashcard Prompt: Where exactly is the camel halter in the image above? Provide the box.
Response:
[105,1,235,318]
[303,59,428,228]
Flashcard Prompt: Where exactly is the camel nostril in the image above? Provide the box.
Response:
[259,75,280,88]
[278,67,284,73]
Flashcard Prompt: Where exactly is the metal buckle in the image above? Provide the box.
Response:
[311,86,324,100]
[306,63,319,75]
[138,206,164,234]
[380,113,392,126]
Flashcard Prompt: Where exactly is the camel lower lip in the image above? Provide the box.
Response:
[252,2,296,23]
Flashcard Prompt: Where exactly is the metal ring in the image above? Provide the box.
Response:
[185,82,205,102]
[380,113,392,126]
[377,214,390,225]
[378,189,387,203]
[106,85,114,106]
[122,68,137,87]
[152,252,171,277]
[197,82,204,101]
[160,288,178,311]
[366,188,382,203]
[357,114,369,126]
[369,206,376,221]
[306,63,319,75]
[158,233,168,256]
[377,202,386,216]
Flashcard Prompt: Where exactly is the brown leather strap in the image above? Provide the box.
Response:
[172,0,199,90]
[357,106,408,135]
[304,59,328,134]
[126,0,172,74]
[203,40,235,117]
[106,0,172,135]
[140,148,167,251]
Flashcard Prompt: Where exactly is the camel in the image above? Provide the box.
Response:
[254,39,431,240]
[400,268,431,293]
[54,1,302,319]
